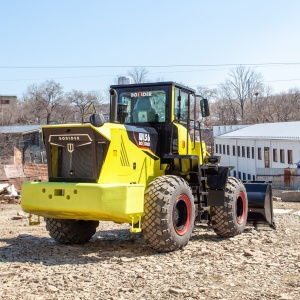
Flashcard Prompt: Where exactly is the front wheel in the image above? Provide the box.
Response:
[45,218,99,244]
[210,177,248,237]
[142,175,195,252]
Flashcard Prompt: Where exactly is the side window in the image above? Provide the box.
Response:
[174,88,189,120]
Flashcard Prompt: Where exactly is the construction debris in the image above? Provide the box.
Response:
[0,183,21,204]
[11,212,27,220]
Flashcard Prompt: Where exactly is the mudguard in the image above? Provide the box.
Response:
[244,181,275,228]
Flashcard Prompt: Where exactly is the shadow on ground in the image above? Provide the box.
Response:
[0,228,156,266]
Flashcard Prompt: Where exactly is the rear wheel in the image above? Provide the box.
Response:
[210,177,248,237]
[45,218,99,244]
[142,175,195,252]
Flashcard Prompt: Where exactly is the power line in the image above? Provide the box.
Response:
[0,67,230,82]
[195,78,300,88]
[1,67,300,84]
[1,62,300,69]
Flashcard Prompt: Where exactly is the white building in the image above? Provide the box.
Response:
[213,122,300,184]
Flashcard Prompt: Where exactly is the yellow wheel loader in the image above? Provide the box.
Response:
[21,82,275,252]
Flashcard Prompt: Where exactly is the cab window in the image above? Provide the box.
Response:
[119,90,166,123]
[174,88,189,120]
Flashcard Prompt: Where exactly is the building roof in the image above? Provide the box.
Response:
[0,125,42,134]
[214,121,300,140]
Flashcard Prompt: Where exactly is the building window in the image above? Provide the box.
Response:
[280,149,285,163]
[242,146,245,157]
[215,144,218,153]
[247,147,250,158]
[223,145,225,154]
[258,147,262,160]
[232,145,236,156]
[243,173,246,180]
[288,150,293,164]
[264,147,270,168]
[219,144,222,154]
[247,174,251,180]
[238,171,241,179]
[233,170,236,177]
[237,146,240,157]
[253,175,255,181]
[252,147,255,159]
[227,145,230,155]
[273,149,277,162]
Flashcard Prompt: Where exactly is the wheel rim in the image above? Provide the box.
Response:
[236,191,247,224]
[172,194,192,235]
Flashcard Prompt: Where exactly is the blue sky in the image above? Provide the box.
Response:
[1,0,300,98]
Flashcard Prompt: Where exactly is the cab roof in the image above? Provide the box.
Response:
[110,81,196,93]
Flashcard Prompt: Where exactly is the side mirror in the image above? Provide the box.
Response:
[200,98,210,117]
[90,113,105,127]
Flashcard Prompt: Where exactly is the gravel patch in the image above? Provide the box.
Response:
[0,200,300,299]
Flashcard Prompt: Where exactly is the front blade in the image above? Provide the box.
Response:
[244,182,275,228]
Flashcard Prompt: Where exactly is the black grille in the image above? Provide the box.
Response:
[45,126,109,183]
[50,142,107,182]
[58,143,94,178]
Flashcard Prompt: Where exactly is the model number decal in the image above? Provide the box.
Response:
[139,133,151,147]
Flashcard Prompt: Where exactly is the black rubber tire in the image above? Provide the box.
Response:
[210,177,248,237]
[45,218,99,244]
[142,175,195,252]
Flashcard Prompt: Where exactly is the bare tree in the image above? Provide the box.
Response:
[24,80,64,124]
[22,93,45,124]
[52,98,74,124]
[127,67,149,83]
[196,86,217,102]
[219,66,264,121]
[243,85,273,124]
[0,100,19,125]
[269,89,300,122]
[0,131,15,165]
[67,90,102,123]
[211,98,239,125]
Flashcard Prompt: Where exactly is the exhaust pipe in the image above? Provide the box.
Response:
[109,89,118,123]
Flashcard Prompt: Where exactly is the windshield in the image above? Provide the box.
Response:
[119,89,167,123]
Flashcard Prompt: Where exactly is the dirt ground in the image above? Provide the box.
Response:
[0,199,300,300]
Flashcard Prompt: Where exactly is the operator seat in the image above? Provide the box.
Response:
[132,97,156,122]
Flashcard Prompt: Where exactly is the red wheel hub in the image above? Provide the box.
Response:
[172,194,192,235]
[236,191,247,224]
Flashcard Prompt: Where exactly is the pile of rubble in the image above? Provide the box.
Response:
[0,183,20,204]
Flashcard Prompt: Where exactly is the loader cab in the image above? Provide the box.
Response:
[110,81,207,125]
[109,82,209,157]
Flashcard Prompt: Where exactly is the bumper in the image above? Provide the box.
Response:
[21,182,145,224]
